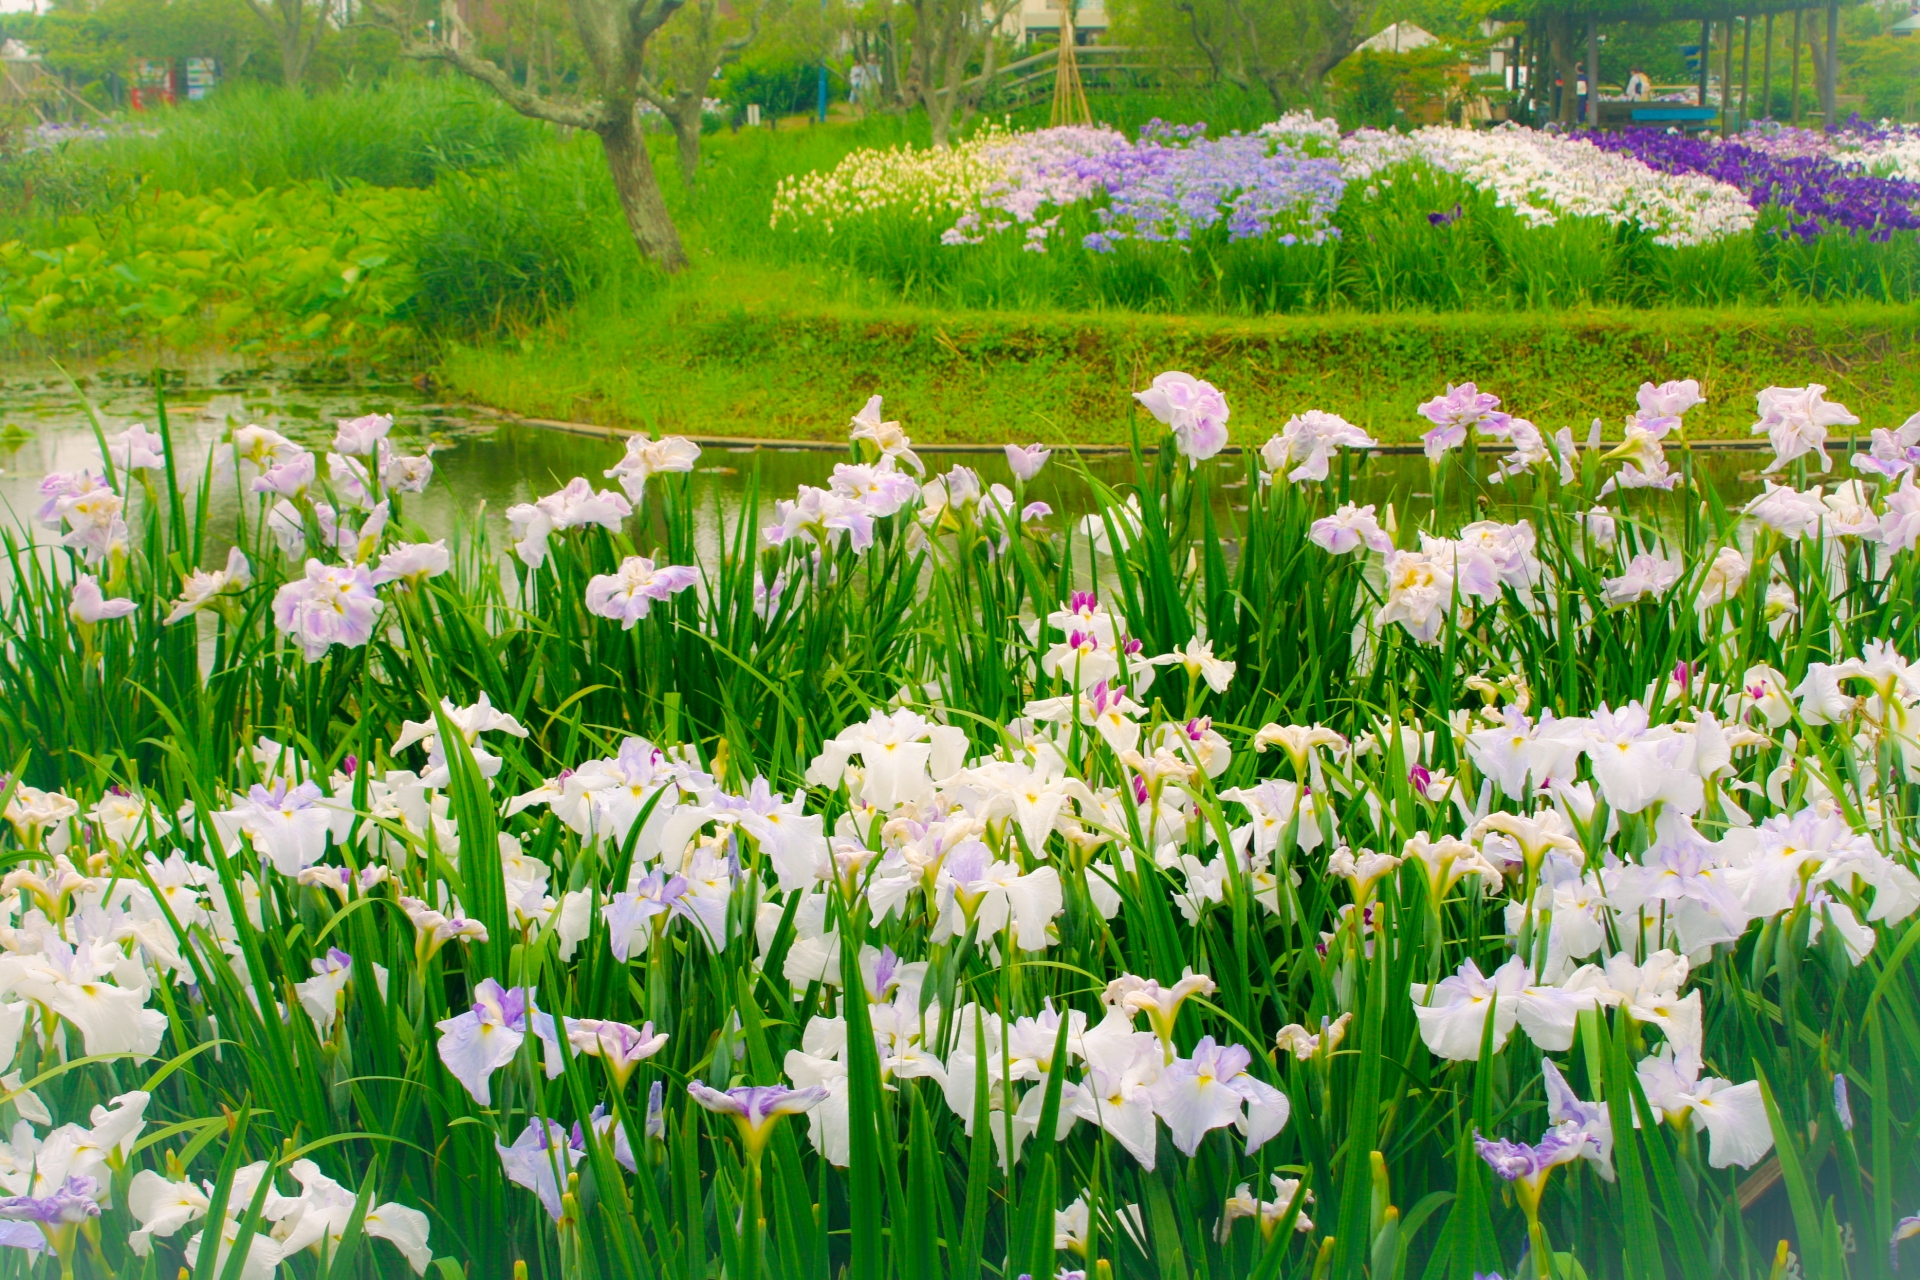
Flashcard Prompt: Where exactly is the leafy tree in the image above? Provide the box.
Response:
[374,0,692,271]
[20,0,277,91]
[1840,32,1920,120]
[1108,0,1378,112]
[1329,44,1461,126]
[643,0,762,198]
[246,0,329,85]
[895,0,1020,147]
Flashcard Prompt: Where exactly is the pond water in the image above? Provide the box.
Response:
[0,357,1786,563]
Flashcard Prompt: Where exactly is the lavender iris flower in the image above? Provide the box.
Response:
[496,1120,581,1221]
[602,870,698,962]
[1474,1121,1597,1213]
[1896,1212,1920,1269]
[0,1176,100,1257]
[0,1177,101,1226]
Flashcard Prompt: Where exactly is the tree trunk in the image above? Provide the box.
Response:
[919,0,961,147]
[601,112,690,271]
[926,25,959,152]
[1174,0,1225,84]
[1821,2,1838,127]
[1547,10,1579,126]
[883,11,904,107]
[1806,14,1829,122]
[1258,71,1288,115]
[280,32,310,87]
[670,94,703,199]
[253,0,322,88]
[1584,16,1599,126]
[954,29,999,137]
[1790,9,1801,124]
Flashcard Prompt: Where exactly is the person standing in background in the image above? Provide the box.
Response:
[1625,65,1652,100]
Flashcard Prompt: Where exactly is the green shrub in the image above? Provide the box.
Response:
[0,137,141,229]
[0,181,427,351]
[718,50,834,123]
[407,134,636,334]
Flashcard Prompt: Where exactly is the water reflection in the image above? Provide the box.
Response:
[0,360,1786,564]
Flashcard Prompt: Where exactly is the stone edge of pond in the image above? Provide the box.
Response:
[461,403,1787,457]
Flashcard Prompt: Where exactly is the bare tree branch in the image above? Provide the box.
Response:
[635,70,672,113]
[390,8,610,128]
[626,0,689,60]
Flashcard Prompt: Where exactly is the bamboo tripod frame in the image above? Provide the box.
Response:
[1050,0,1091,127]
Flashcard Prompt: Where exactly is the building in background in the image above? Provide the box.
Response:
[1355,21,1439,54]
[1003,0,1108,49]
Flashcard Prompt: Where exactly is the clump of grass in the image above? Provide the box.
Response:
[407,133,635,334]
[84,77,550,199]
[436,285,1920,443]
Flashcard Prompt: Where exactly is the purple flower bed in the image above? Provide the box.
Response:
[1046,120,1348,253]
[1588,129,1920,241]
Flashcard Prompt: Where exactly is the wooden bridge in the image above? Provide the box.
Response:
[962,45,1208,110]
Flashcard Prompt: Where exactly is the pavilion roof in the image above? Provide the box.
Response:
[1485,0,1856,23]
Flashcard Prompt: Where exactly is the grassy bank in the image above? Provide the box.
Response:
[439,277,1920,443]
[11,82,1920,437]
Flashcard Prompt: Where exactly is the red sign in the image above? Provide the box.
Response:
[130,59,174,110]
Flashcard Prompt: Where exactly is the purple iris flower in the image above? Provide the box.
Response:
[686,1082,829,1162]
[1473,1122,1597,1208]
[0,1177,100,1226]
[1587,128,1920,240]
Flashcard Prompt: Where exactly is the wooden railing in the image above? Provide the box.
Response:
[962,45,1208,108]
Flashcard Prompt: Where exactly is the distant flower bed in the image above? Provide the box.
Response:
[771,123,1129,236]
[1335,121,1755,248]
[775,114,1765,254]
[12,120,156,152]
[768,114,1920,313]
[1590,122,1920,241]
[1737,118,1920,182]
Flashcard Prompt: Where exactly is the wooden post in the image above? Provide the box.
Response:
[1585,15,1600,125]
[1739,11,1753,129]
[1791,8,1802,123]
[1761,11,1774,119]
[1720,4,1735,136]
[1531,24,1547,121]
[1698,17,1712,107]
[1821,2,1838,128]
